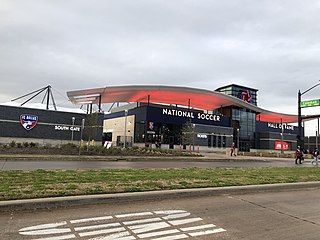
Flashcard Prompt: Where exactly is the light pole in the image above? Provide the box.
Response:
[237,128,240,155]
[78,118,85,155]
[192,123,195,152]
[316,118,319,149]
[124,110,128,148]
[298,80,320,148]
[316,129,318,150]
[281,119,284,154]
[71,117,75,141]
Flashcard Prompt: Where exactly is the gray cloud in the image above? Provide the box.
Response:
[1,0,320,129]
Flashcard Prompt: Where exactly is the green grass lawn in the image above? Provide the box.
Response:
[1,167,320,200]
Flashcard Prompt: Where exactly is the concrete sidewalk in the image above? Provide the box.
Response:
[201,152,295,162]
[1,181,320,212]
[0,152,297,162]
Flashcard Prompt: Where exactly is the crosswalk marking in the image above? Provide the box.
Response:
[74,223,121,232]
[180,224,216,231]
[122,217,162,226]
[152,234,189,240]
[138,229,180,238]
[188,228,226,237]
[32,234,76,240]
[19,222,68,232]
[115,212,153,218]
[129,222,170,234]
[87,232,135,240]
[169,217,203,226]
[163,212,191,220]
[70,216,113,224]
[79,227,126,237]
[19,210,227,239]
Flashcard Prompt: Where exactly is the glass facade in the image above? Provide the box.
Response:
[232,109,256,140]
[216,84,258,151]
[133,120,233,149]
[134,122,182,145]
[216,85,258,106]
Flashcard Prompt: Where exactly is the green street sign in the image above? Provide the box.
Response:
[300,99,320,108]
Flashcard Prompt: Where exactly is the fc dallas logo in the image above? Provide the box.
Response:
[20,114,38,130]
[240,89,252,103]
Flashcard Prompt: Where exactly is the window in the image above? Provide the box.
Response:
[218,136,222,147]
[213,135,217,147]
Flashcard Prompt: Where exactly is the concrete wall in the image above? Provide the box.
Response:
[103,115,135,146]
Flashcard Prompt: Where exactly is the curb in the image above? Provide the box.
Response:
[0,157,276,163]
[1,181,320,212]
[0,154,293,162]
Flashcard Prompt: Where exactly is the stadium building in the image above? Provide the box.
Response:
[1,84,308,152]
[66,84,300,152]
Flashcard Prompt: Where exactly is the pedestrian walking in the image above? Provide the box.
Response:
[230,142,236,156]
[295,146,303,164]
[312,148,319,166]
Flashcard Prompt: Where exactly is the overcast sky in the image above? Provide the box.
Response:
[1,0,320,135]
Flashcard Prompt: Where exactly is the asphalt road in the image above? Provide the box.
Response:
[1,187,320,240]
[0,158,314,170]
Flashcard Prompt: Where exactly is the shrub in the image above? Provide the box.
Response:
[44,144,52,149]
[9,141,16,148]
[23,142,29,148]
[29,142,37,148]
[17,143,23,148]
[60,143,78,149]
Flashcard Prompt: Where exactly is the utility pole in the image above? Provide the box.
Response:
[298,90,302,148]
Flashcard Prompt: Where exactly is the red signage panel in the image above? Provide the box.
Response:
[275,141,289,150]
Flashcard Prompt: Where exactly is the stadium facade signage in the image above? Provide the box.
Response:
[20,114,38,131]
[275,141,289,150]
[162,108,221,122]
[54,125,80,132]
[267,123,294,131]
[197,133,208,139]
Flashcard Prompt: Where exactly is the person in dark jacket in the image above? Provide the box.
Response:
[230,142,236,156]
[295,146,303,164]
[312,148,319,165]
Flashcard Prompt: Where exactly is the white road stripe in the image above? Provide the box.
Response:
[169,218,203,226]
[70,216,113,224]
[74,222,121,231]
[152,234,189,240]
[123,217,162,226]
[162,213,191,220]
[19,228,71,236]
[32,234,76,240]
[115,212,153,218]
[19,222,67,232]
[88,231,135,240]
[129,222,170,234]
[180,224,216,231]
[79,227,126,237]
[138,229,180,239]
[153,210,187,215]
[188,228,226,237]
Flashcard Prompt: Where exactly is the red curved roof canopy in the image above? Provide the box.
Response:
[67,85,298,123]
